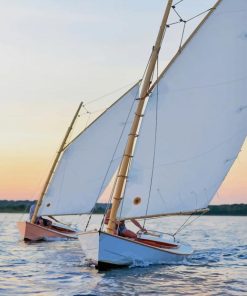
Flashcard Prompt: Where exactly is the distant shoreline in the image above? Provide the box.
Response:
[0,200,246,216]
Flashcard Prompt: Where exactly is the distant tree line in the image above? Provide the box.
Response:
[0,200,33,213]
[206,204,247,216]
[0,200,108,214]
[0,200,246,215]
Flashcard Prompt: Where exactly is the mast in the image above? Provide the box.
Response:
[31,102,83,223]
[107,0,173,234]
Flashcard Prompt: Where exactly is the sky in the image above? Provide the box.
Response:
[0,0,246,204]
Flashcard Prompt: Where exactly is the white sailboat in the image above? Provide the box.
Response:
[78,0,247,269]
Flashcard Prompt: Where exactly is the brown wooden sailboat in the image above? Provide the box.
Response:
[17,220,77,241]
[17,103,83,241]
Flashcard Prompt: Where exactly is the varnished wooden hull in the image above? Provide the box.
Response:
[17,221,78,241]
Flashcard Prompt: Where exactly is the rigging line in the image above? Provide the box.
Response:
[84,85,140,231]
[85,80,139,106]
[99,137,133,231]
[140,48,155,94]
[99,175,118,231]
[173,214,193,236]
[79,107,106,116]
[173,210,207,236]
[167,20,181,26]
[167,7,214,28]
[186,8,213,22]
[179,21,186,50]
[63,107,85,150]
[100,207,108,231]
[100,123,137,231]
[116,57,157,224]
[140,17,168,93]
[112,84,146,224]
[117,155,133,224]
[82,103,91,114]
[172,6,184,21]
[143,57,160,229]
[173,0,184,6]
[80,102,92,130]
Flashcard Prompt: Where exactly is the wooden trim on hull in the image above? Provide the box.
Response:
[17,221,77,241]
[135,238,177,249]
[100,231,191,256]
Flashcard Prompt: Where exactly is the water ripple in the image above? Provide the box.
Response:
[0,214,246,295]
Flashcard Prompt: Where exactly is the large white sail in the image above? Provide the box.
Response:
[118,0,247,219]
[38,84,139,216]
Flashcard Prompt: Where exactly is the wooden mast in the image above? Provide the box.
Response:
[107,0,173,234]
[31,102,83,224]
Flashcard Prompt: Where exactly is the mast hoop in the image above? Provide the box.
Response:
[134,113,144,118]
[128,133,139,137]
[112,197,122,201]
[117,175,128,179]
[123,154,133,158]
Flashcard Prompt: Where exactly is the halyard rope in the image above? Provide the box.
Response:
[143,57,160,229]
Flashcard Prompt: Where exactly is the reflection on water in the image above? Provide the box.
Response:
[0,214,246,295]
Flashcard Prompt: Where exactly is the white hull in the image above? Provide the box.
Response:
[78,231,193,270]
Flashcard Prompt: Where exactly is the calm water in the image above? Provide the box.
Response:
[0,214,246,296]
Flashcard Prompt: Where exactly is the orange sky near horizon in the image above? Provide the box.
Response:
[0,117,246,204]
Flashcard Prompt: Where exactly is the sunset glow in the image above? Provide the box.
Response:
[0,0,246,204]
